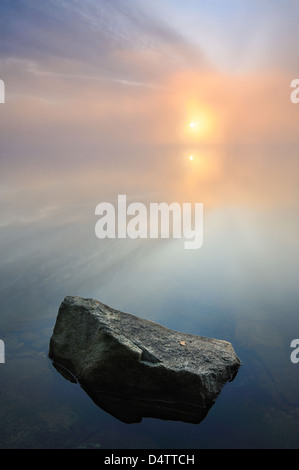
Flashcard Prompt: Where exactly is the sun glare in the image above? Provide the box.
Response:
[183,105,218,144]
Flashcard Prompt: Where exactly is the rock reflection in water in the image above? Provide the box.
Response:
[51,361,236,424]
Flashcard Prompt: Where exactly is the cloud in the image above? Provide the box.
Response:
[0,0,209,87]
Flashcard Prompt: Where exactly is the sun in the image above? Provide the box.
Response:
[183,106,218,143]
[189,155,194,161]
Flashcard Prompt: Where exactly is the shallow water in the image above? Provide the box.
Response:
[0,161,299,449]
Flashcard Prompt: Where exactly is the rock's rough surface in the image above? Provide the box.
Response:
[49,296,241,423]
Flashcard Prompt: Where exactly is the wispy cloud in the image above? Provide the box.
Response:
[0,0,209,85]
[28,66,165,90]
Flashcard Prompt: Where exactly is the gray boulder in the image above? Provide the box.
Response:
[49,296,241,423]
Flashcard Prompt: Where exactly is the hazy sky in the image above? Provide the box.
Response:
[1,0,299,207]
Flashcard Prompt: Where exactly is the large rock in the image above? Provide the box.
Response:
[49,296,241,424]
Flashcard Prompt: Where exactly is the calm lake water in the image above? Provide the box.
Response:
[0,154,299,449]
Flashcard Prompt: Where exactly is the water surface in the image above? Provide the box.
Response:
[1,149,298,449]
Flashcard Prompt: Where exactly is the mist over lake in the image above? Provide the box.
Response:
[1,0,299,449]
